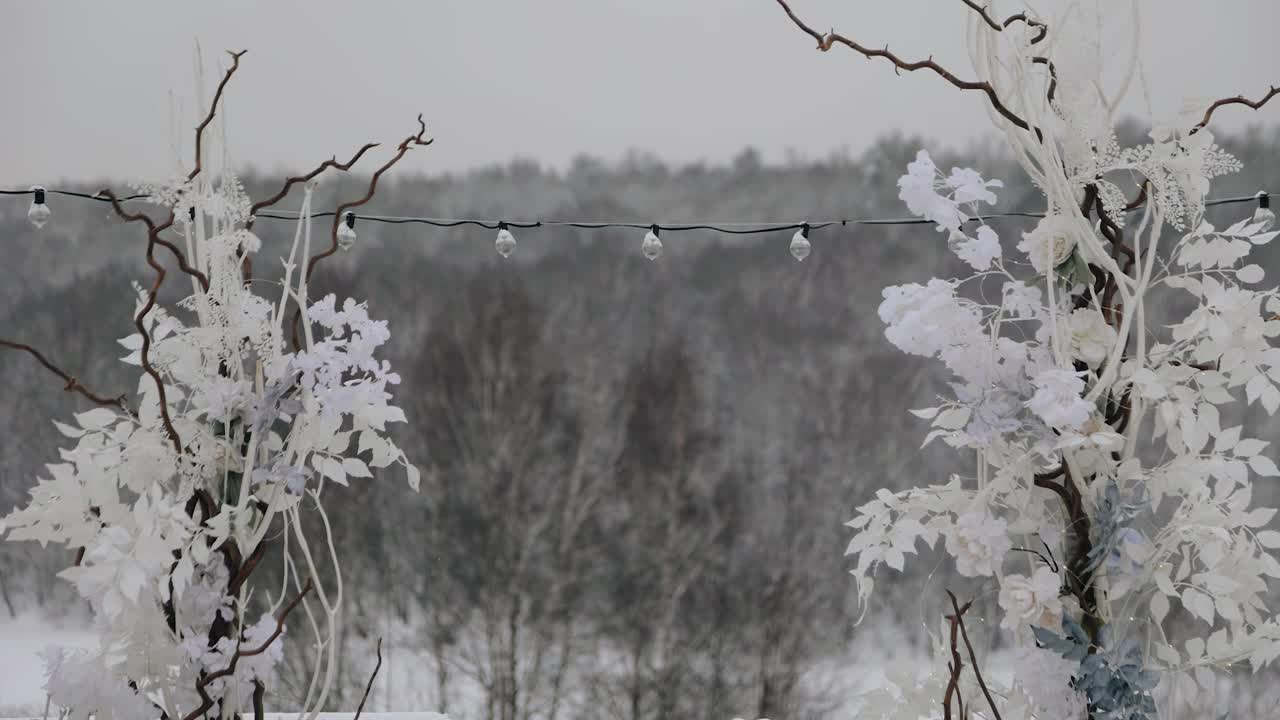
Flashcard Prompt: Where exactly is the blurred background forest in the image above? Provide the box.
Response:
[3,122,1280,718]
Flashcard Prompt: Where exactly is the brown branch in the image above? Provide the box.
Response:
[1034,467,1072,507]
[1001,13,1048,44]
[947,590,1003,720]
[246,142,382,227]
[290,115,432,349]
[1124,179,1150,211]
[941,595,971,720]
[229,538,270,597]
[182,577,313,720]
[97,193,185,453]
[353,637,384,720]
[190,50,247,182]
[959,1,1049,44]
[1031,56,1058,103]
[773,0,1040,138]
[305,115,432,283]
[0,339,129,409]
[1190,85,1279,135]
[100,189,210,292]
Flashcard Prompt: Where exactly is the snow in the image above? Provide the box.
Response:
[0,611,94,716]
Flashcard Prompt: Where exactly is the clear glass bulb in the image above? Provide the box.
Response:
[1253,206,1276,233]
[337,222,357,252]
[28,186,50,229]
[495,228,517,258]
[789,229,811,262]
[28,202,51,230]
[641,230,663,260]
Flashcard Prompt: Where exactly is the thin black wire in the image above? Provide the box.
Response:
[2,187,1270,235]
[0,188,151,202]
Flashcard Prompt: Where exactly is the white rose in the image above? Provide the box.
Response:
[945,511,1012,577]
[1018,215,1078,273]
[999,566,1064,630]
[1067,308,1117,366]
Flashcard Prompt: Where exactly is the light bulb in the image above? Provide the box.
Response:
[641,227,663,260]
[28,186,51,229]
[495,224,516,258]
[1253,191,1275,233]
[790,224,811,262]
[337,212,357,251]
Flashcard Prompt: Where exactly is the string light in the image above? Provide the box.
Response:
[337,211,357,251]
[1,188,1272,243]
[495,222,516,258]
[1254,191,1275,232]
[641,225,663,260]
[27,186,51,229]
[790,223,811,261]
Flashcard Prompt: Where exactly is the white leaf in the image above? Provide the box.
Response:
[885,548,905,571]
[908,407,940,420]
[1154,642,1181,667]
[1256,531,1280,549]
[1151,592,1170,625]
[934,407,970,430]
[341,457,372,478]
[1237,264,1265,284]
[1249,455,1280,477]
[1182,588,1216,623]
[52,420,85,438]
[75,408,117,430]
[1234,438,1269,457]
[405,463,421,492]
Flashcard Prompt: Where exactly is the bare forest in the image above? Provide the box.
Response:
[4,122,1280,718]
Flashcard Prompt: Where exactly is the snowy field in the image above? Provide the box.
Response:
[0,612,94,716]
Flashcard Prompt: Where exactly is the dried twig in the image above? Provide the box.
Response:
[246,142,382,227]
[99,189,210,292]
[958,1,1049,43]
[181,578,314,720]
[0,338,129,409]
[1190,85,1279,135]
[190,50,247,182]
[942,596,969,720]
[96,192,184,453]
[304,114,432,284]
[290,115,432,349]
[772,0,1040,137]
[353,637,385,720]
[947,590,1003,720]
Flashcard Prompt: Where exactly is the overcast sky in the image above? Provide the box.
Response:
[3,0,1278,186]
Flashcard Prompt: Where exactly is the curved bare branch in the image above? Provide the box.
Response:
[100,189,211,292]
[773,0,1040,138]
[304,114,433,284]
[190,50,247,182]
[247,142,382,227]
[0,339,129,410]
[1190,85,1280,135]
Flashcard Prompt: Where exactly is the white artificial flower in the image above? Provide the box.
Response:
[1003,281,1043,320]
[1027,368,1093,430]
[898,150,966,233]
[878,279,985,358]
[999,566,1064,630]
[1067,307,1117,366]
[945,511,1012,577]
[945,166,1003,205]
[1055,414,1126,476]
[952,225,1001,271]
[1018,214,1078,273]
